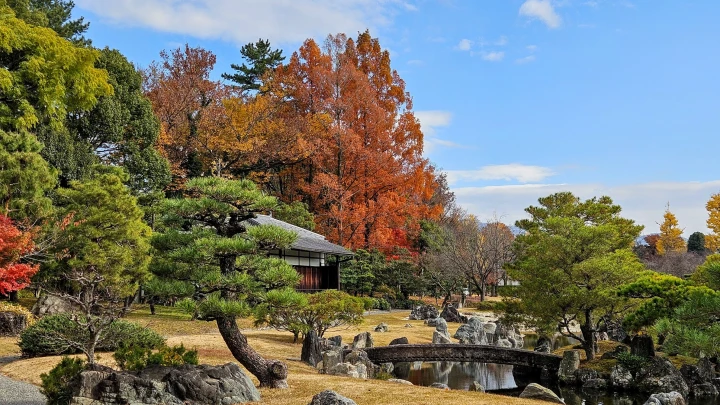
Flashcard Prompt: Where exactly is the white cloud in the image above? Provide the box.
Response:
[74,0,407,45]
[414,110,458,154]
[452,181,720,237]
[516,55,536,64]
[494,36,508,46]
[526,45,538,52]
[407,59,424,66]
[519,0,562,29]
[446,164,555,184]
[482,51,505,62]
[455,38,473,51]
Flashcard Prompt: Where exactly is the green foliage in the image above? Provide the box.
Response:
[222,38,285,92]
[687,231,706,254]
[273,201,315,231]
[113,343,198,371]
[341,249,382,296]
[0,130,57,220]
[0,5,111,131]
[616,352,648,377]
[254,289,365,338]
[8,0,89,45]
[508,192,644,357]
[692,254,720,290]
[652,291,720,357]
[474,300,506,312]
[42,166,152,299]
[20,315,164,356]
[40,356,85,405]
[619,272,713,332]
[152,176,303,323]
[63,48,170,192]
[373,298,391,311]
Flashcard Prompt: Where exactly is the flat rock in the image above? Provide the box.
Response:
[643,391,686,405]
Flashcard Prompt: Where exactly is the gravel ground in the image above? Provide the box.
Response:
[0,374,45,405]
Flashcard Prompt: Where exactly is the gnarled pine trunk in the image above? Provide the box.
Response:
[216,316,288,388]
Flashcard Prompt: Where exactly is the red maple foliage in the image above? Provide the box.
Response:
[0,214,38,295]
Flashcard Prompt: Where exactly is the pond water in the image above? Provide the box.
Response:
[391,333,719,404]
[394,361,720,405]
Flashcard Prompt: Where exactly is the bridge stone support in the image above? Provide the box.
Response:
[358,344,563,371]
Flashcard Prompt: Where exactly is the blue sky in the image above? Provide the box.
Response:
[72,0,720,236]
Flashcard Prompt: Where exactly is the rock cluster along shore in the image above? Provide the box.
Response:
[68,363,260,405]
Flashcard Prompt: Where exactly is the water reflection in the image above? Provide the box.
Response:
[395,361,720,405]
[394,361,516,391]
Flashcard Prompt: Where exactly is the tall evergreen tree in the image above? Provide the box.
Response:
[657,206,685,255]
[222,39,285,92]
[508,192,645,360]
[38,167,152,364]
[687,231,706,254]
[0,130,57,222]
[152,177,299,388]
[7,0,90,45]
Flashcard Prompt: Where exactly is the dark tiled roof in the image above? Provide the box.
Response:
[245,215,353,256]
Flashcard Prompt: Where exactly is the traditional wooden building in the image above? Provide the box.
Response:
[245,215,353,292]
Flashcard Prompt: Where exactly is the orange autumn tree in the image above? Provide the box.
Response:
[0,214,38,295]
[143,45,231,187]
[268,32,443,250]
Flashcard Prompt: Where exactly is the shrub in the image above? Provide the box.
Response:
[114,343,198,371]
[360,297,375,311]
[616,352,649,377]
[41,357,85,405]
[20,315,165,357]
[474,300,506,312]
[373,298,391,311]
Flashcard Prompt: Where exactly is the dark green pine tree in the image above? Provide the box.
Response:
[687,231,706,254]
[222,39,285,92]
[152,177,299,388]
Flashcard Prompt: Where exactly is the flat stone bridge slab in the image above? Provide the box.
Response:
[358,344,562,371]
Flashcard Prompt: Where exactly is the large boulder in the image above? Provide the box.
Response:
[518,383,564,404]
[308,390,357,405]
[642,391,686,405]
[328,363,361,379]
[301,330,323,367]
[70,363,260,405]
[605,319,630,343]
[631,334,656,358]
[440,304,467,323]
[409,305,439,320]
[433,331,452,344]
[344,349,375,379]
[351,332,373,349]
[453,317,487,345]
[389,337,409,345]
[558,350,580,385]
[0,311,29,336]
[636,357,689,397]
[610,364,634,390]
[574,368,599,386]
[32,295,75,316]
[322,349,343,374]
[534,336,552,353]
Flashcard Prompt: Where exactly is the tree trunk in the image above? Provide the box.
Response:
[480,283,486,302]
[580,310,597,360]
[149,301,156,315]
[216,316,288,388]
[8,291,18,302]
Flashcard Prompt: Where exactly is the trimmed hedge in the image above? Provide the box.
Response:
[19,315,165,357]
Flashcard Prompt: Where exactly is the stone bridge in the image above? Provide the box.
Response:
[357,344,562,371]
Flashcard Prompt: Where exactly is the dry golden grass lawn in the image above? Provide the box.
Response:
[0,305,547,405]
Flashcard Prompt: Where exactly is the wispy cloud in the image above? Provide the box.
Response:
[455,38,473,51]
[74,0,410,45]
[482,51,505,62]
[415,110,457,154]
[526,45,538,52]
[445,164,555,184]
[515,55,536,64]
[453,180,720,237]
[519,0,562,29]
[407,59,424,66]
